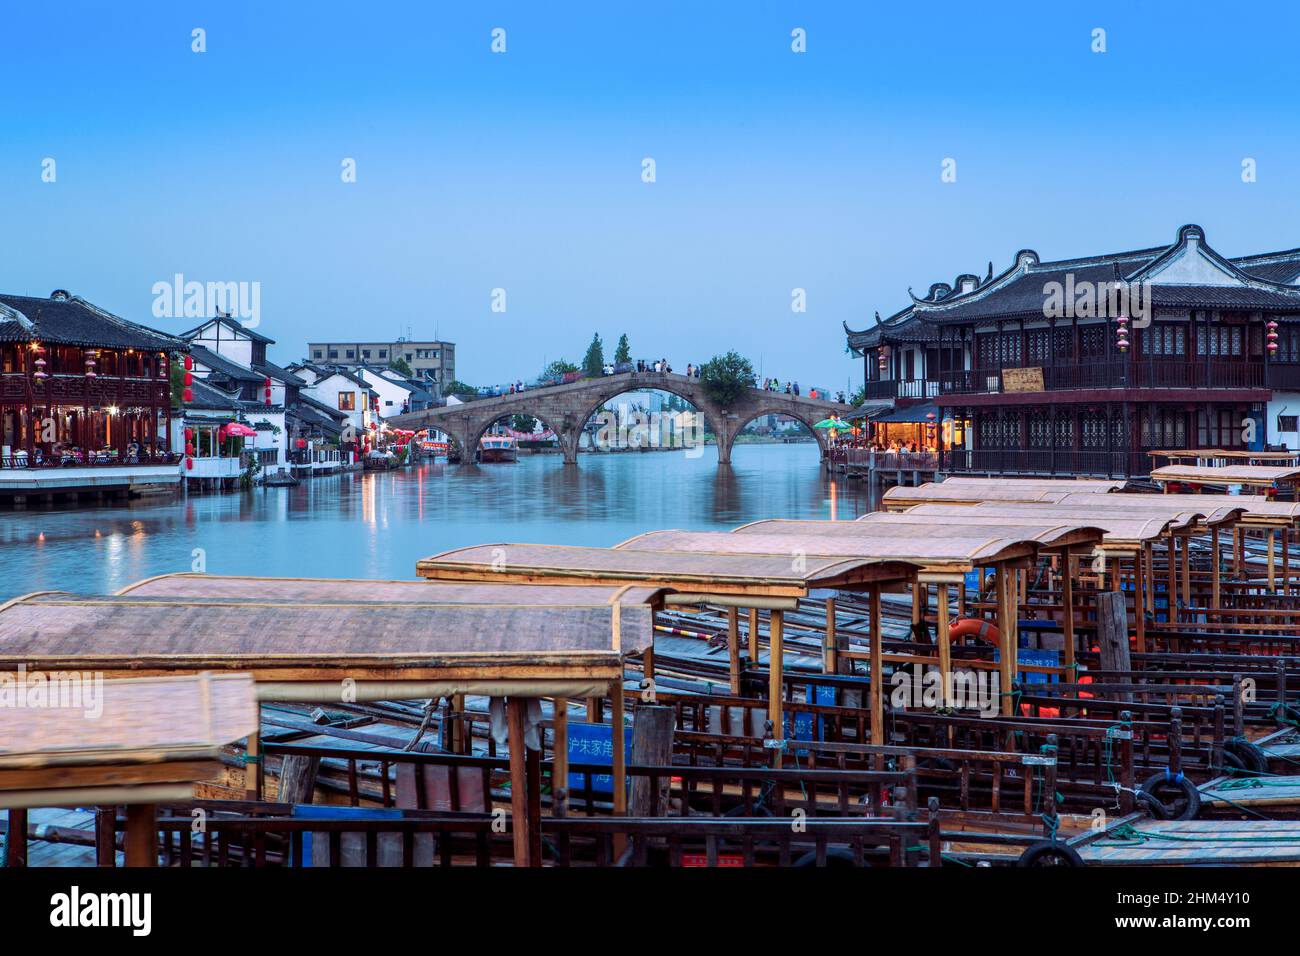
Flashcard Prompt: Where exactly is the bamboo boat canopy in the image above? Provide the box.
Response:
[881,482,1075,508]
[118,572,664,608]
[1149,464,1300,488]
[737,516,1103,552]
[1047,493,1246,527]
[418,542,921,603]
[0,586,653,699]
[1103,493,1300,527]
[939,477,1126,492]
[0,672,257,809]
[893,504,1195,546]
[619,528,1043,574]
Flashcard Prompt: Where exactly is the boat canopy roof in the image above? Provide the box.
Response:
[117,572,664,607]
[886,506,1186,550]
[0,672,257,808]
[0,581,653,698]
[734,517,1101,553]
[1150,464,1300,488]
[938,477,1126,492]
[418,542,922,604]
[618,528,1042,575]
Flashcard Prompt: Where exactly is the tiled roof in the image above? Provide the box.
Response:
[189,345,265,384]
[179,315,275,345]
[185,376,245,412]
[0,292,187,351]
[254,360,307,388]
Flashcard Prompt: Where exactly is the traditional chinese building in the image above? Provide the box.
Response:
[0,290,183,472]
[845,225,1300,478]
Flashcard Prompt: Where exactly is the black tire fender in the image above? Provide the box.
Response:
[1138,769,1201,821]
[1016,840,1084,867]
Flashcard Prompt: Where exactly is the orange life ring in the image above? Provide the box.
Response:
[948,618,1000,644]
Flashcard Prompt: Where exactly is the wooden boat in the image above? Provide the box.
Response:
[477,433,517,463]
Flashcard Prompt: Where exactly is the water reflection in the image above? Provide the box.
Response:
[0,444,875,598]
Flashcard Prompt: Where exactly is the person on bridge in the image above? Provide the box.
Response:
[686,363,694,377]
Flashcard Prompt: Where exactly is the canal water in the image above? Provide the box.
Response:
[0,444,877,600]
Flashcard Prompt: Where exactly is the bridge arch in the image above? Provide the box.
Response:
[467,407,570,462]
[572,380,725,463]
[722,404,830,463]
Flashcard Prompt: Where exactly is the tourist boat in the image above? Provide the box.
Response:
[477,433,518,463]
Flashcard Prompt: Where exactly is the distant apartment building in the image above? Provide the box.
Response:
[307,339,455,389]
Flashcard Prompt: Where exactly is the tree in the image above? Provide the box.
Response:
[511,414,539,433]
[698,351,755,408]
[581,333,605,378]
[388,357,414,377]
[169,352,186,409]
[542,359,578,382]
[446,379,478,397]
[614,333,631,364]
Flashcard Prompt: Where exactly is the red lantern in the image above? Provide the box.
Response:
[1115,316,1130,352]
[184,355,194,371]
[183,387,193,403]
[184,427,194,441]
[184,371,193,387]
[295,438,307,450]
[185,457,194,471]
[1267,320,1279,356]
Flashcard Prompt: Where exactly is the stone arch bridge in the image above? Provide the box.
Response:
[388,371,851,466]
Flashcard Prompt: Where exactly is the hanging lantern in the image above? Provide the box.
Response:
[1267,319,1279,356]
[264,376,272,406]
[32,343,47,380]
[1115,315,1130,352]
[84,348,99,379]
[185,456,194,471]
[877,345,890,373]
[184,354,193,371]
[183,387,193,403]
[183,371,193,387]
[296,438,307,450]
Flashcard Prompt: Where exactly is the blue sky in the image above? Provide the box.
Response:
[3,1,1299,392]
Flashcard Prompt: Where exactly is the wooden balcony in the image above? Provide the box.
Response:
[943,447,1148,479]
[940,360,1266,396]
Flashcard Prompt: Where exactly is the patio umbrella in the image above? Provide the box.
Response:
[813,417,845,429]
[225,423,258,438]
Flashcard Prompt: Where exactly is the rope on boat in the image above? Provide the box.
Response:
[1095,823,1300,847]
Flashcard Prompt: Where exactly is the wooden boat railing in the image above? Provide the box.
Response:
[92,803,941,867]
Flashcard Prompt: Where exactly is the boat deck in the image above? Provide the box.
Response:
[1080,819,1300,865]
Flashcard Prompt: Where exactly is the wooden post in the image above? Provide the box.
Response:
[610,680,627,819]
[6,809,26,866]
[552,698,569,817]
[244,710,261,802]
[1133,553,1146,654]
[936,583,952,707]
[769,609,785,768]
[1096,592,1133,703]
[747,607,760,660]
[505,698,532,868]
[278,753,321,805]
[1167,531,1178,621]
[823,597,837,674]
[869,586,884,744]
[998,565,1014,714]
[94,808,115,867]
[642,647,655,688]
[1268,529,1277,592]
[1062,553,1075,675]
[629,705,675,817]
[1210,526,1221,610]
[1180,533,1191,610]
[450,693,468,753]
[124,804,156,867]
[727,607,741,695]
